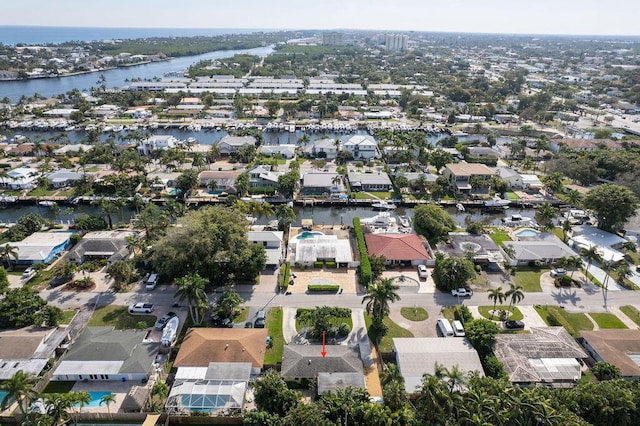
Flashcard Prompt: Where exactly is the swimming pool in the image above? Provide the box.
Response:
[73,391,113,408]
[515,228,540,238]
[296,231,324,240]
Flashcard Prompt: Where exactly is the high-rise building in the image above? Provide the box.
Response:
[385,34,408,52]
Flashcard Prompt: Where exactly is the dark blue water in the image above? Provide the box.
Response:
[0,45,275,102]
[0,26,263,46]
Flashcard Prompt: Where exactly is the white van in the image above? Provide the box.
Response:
[452,320,466,337]
[145,273,159,290]
[437,319,454,337]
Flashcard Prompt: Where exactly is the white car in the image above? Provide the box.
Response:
[451,288,473,297]
[417,265,428,279]
[128,303,154,314]
[550,268,566,277]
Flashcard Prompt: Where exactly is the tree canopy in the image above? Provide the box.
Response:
[582,183,639,232]
[151,206,265,285]
[432,253,476,292]
[412,204,457,243]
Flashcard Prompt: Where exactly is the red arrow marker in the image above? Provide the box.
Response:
[321,331,327,358]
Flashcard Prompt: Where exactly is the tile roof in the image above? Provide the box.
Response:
[174,328,268,369]
[581,330,640,377]
[445,162,495,176]
[365,233,429,262]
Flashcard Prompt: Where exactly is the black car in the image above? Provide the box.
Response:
[244,321,254,328]
[504,320,525,329]
[211,315,233,328]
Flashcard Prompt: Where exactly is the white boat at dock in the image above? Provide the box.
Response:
[372,201,397,210]
[361,212,400,233]
[484,195,510,208]
[38,200,57,207]
[456,203,465,212]
[501,214,536,227]
[398,215,412,228]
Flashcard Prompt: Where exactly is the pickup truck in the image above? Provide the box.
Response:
[451,288,473,297]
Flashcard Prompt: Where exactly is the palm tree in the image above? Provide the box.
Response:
[443,364,467,394]
[275,204,296,233]
[362,278,401,319]
[175,272,209,324]
[567,255,583,279]
[581,245,602,285]
[487,287,506,320]
[99,393,116,419]
[44,393,73,426]
[0,243,19,269]
[505,283,525,317]
[331,174,342,190]
[191,152,205,170]
[615,262,632,285]
[535,203,557,231]
[71,391,91,425]
[0,370,38,421]
[565,189,583,207]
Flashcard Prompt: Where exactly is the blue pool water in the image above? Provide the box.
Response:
[296,231,324,240]
[74,391,112,408]
[515,229,540,237]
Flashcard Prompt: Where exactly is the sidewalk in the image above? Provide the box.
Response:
[607,306,639,329]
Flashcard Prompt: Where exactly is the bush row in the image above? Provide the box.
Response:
[353,217,372,286]
[279,262,291,291]
[307,284,340,293]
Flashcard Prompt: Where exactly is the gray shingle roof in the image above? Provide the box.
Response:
[281,345,363,379]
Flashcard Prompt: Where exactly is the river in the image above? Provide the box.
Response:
[0,45,275,102]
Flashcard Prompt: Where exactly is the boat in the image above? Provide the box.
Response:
[484,195,510,209]
[456,203,465,212]
[501,214,536,227]
[38,201,57,207]
[398,215,412,228]
[361,212,399,232]
[372,201,397,210]
[161,316,179,349]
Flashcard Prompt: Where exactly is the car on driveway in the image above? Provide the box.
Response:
[129,303,154,314]
[417,265,428,279]
[550,268,566,277]
[154,311,177,329]
[504,320,525,329]
[211,315,233,328]
[451,287,473,297]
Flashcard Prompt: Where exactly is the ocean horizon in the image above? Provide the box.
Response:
[0,26,268,45]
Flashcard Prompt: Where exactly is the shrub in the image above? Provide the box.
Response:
[279,262,291,291]
[338,323,351,337]
[555,275,573,288]
[454,305,474,323]
[353,218,372,285]
[313,261,324,268]
[325,261,337,269]
[307,284,340,293]
[483,354,507,379]
[69,233,81,246]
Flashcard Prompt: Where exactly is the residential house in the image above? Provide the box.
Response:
[67,230,136,264]
[291,234,354,268]
[46,169,84,188]
[303,138,339,159]
[503,232,576,265]
[364,233,430,266]
[198,170,243,194]
[137,135,180,156]
[3,232,73,266]
[216,136,256,157]
[548,138,624,154]
[301,172,340,197]
[259,144,297,159]
[581,330,640,380]
[0,326,70,381]
[317,372,367,395]
[443,163,495,194]
[51,327,160,382]
[281,345,364,381]
[343,135,379,159]
[347,171,393,192]
[248,231,284,267]
[393,338,484,394]
[493,327,588,387]
[248,165,283,189]
[0,166,39,190]
[570,225,628,264]
[437,233,504,267]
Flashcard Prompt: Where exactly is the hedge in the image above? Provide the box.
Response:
[325,261,337,269]
[314,261,324,268]
[307,284,340,293]
[353,217,372,285]
[279,262,291,291]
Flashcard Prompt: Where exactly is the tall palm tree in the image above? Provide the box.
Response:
[99,393,116,419]
[443,364,467,394]
[487,287,506,320]
[175,272,209,324]
[0,243,19,269]
[581,245,602,285]
[71,391,91,425]
[44,393,73,426]
[191,152,205,170]
[567,255,583,279]
[362,278,401,319]
[535,203,557,231]
[505,283,525,316]
[0,370,38,421]
[565,189,583,207]
[275,204,297,233]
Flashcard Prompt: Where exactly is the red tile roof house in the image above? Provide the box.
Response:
[364,233,430,266]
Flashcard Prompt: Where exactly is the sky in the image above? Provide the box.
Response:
[2,0,640,36]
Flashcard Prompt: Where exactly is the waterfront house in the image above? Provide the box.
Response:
[46,169,84,188]
[137,135,180,156]
[3,232,73,266]
[248,164,283,189]
[0,166,39,190]
[216,135,256,157]
[303,138,339,159]
[259,144,297,159]
[67,230,135,264]
[300,171,340,197]
[51,326,160,382]
[198,170,243,194]
[443,162,495,194]
[364,233,430,266]
[248,230,284,268]
[347,171,393,192]
[503,232,575,265]
[343,135,379,159]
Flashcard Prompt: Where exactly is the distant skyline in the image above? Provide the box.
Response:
[2,0,640,37]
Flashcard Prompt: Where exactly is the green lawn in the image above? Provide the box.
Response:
[264,307,284,365]
[477,305,523,321]
[488,229,512,247]
[513,267,549,292]
[505,191,520,200]
[400,307,428,321]
[233,307,248,323]
[295,308,352,332]
[42,381,75,394]
[534,305,593,336]
[441,307,456,321]
[364,313,413,353]
[60,310,77,325]
[88,305,156,329]
[28,187,57,196]
[620,305,640,327]
[589,313,628,329]
[353,191,393,200]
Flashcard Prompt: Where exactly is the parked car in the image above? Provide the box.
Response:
[417,265,428,279]
[452,320,466,337]
[128,303,154,314]
[244,321,254,328]
[154,311,177,329]
[451,287,473,297]
[211,315,233,328]
[504,320,525,329]
[49,275,68,289]
[550,268,566,277]
[145,273,159,290]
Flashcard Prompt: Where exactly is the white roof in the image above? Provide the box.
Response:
[55,360,123,376]
[247,231,284,243]
[295,236,353,264]
[7,232,73,261]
